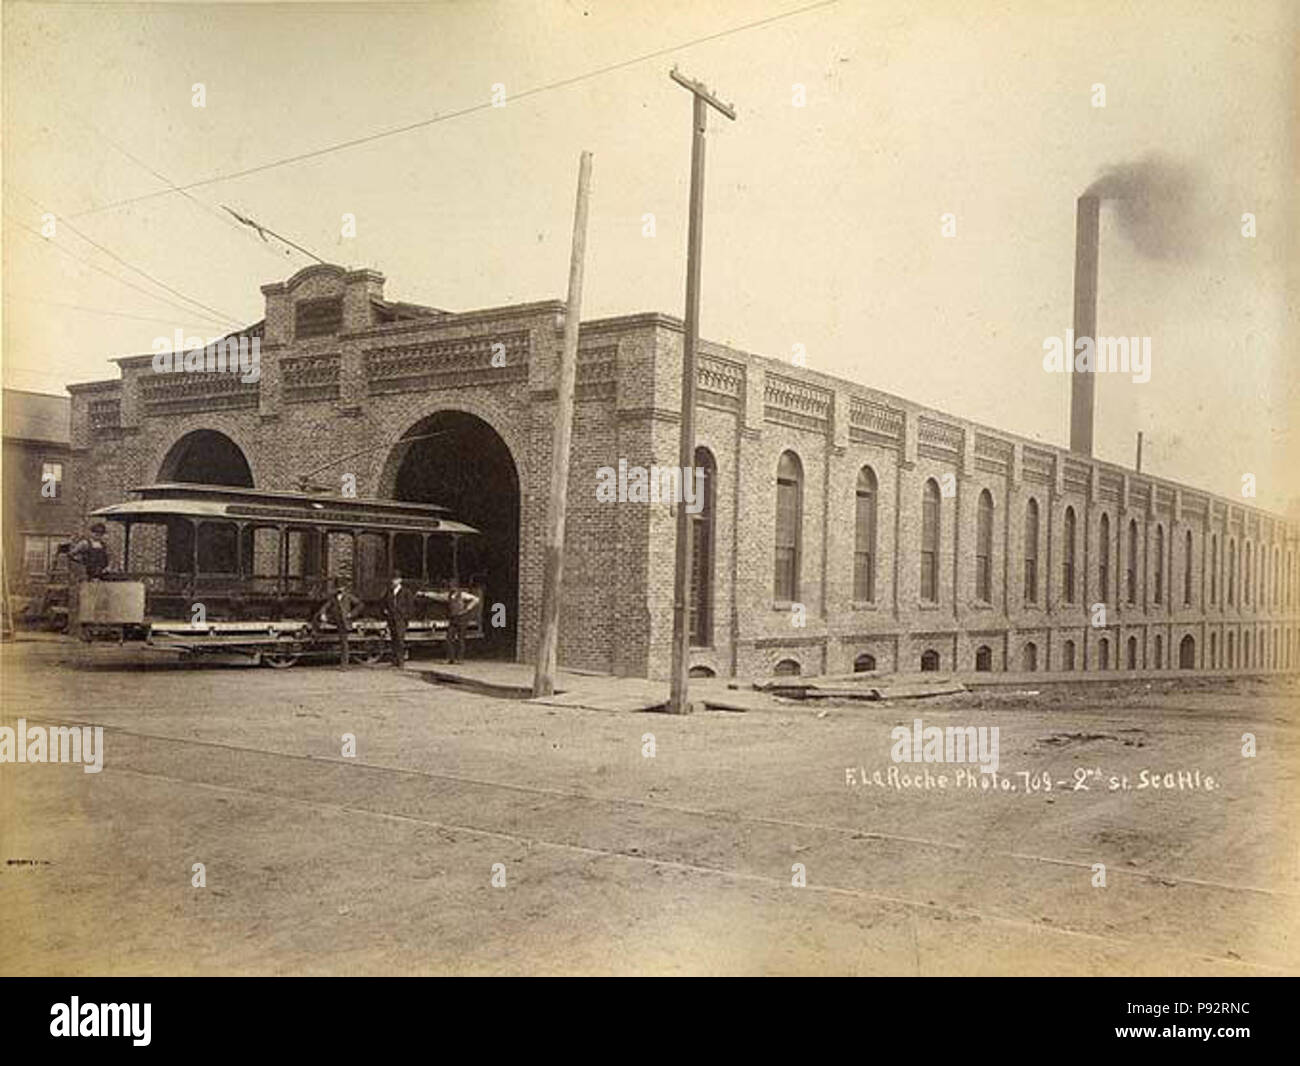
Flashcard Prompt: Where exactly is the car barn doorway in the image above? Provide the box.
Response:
[387,410,520,659]
[158,429,253,486]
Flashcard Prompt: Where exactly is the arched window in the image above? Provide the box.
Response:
[1274,547,1281,607]
[774,658,801,677]
[920,649,940,672]
[1155,525,1165,604]
[1228,539,1236,605]
[688,665,716,678]
[1244,630,1252,666]
[690,447,716,647]
[853,467,878,602]
[1210,631,1217,669]
[1228,631,1235,668]
[1210,535,1218,605]
[1155,634,1163,669]
[1179,634,1196,670]
[975,645,992,672]
[1245,542,1253,606]
[1023,498,1039,603]
[1184,530,1194,606]
[1126,635,1138,670]
[853,652,877,673]
[1064,640,1076,671]
[1126,519,1139,604]
[1098,637,1110,671]
[774,452,802,602]
[976,490,994,602]
[921,479,940,603]
[1099,514,1111,602]
[1063,507,1077,602]
[1022,642,1038,672]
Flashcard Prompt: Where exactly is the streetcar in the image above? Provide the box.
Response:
[70,482,485,666]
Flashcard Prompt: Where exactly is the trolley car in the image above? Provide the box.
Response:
[71,483,485,666]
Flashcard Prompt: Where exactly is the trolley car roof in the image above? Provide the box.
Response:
[91,483,478,535]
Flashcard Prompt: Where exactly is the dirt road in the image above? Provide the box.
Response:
[2,639,1297,975]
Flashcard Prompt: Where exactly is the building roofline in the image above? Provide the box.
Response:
[44,274,1296,529]
[3,386,70,399]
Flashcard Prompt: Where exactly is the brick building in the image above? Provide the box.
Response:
[66,264,1300,678]
[3,389,74,608]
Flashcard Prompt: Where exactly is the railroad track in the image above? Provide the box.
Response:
[8,713,1298,974]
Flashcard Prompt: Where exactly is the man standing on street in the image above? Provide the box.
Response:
[383,576,416,667]
[313,584,364,667]
[445,582,480,665]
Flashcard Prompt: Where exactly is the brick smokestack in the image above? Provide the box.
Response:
[1070,195,1100,455]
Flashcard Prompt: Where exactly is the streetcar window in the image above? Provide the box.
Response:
[355,532,388,599]
[197,522,239,574]
[128,523,168,573]
[325,531,355,583]
[426,535,454,585]
[394,534,423,579]
[286,529,321,577]
[166,520,195,573]
[250,527,281,577]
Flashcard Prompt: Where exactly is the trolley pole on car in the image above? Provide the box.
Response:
[668,68,735,716]
[534,151,593,698]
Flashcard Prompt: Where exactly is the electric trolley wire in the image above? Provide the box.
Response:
[9,186,245,329]
[66,0,839,220]
[5,215,240,332]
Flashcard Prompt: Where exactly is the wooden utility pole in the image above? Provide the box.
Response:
[668,68,736,715]
[534,151,593,698]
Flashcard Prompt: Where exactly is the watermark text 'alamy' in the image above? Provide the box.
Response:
[152,329,260,383]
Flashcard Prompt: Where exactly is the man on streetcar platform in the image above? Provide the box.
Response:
[58,522,111,638]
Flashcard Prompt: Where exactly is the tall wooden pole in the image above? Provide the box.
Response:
[668,69,735,715]
[533,151,593,698]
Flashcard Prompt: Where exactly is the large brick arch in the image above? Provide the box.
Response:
[149,417,261,487]
[374,400,527,661]
[371,396,526,500]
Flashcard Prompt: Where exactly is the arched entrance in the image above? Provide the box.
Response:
[159,429,253,486]
[386,411,520,657]
[1179,634,1196,670]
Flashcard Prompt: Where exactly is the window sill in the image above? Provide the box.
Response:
[850,600,879,611]
[917,601,940,611]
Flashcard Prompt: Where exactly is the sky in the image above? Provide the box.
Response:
[3,0,1297,510]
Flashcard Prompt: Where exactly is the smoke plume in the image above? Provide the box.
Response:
[1084,153,1202,261]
